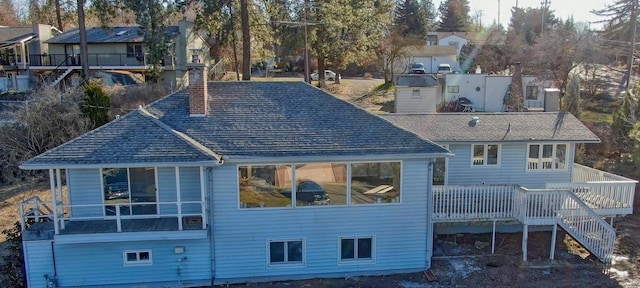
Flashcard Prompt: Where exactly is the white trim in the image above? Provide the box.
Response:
[526,143,569,171]
[266,239,306,268]
[338,236,376,265]
[123,249,153,266]
[176,167,182,230]
[470,143,501,167]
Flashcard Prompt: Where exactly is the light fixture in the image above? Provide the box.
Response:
[174,246,185,254]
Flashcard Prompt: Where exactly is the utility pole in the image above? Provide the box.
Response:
[540,0,549,36]
[497,0,500,27]
[304,1,310,83]
[626,0,638,90]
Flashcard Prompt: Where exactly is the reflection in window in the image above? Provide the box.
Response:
[350,162,400,204]
[472,144,499,166]
[447,85,459,93]
[433,157,446,185]
[269,240,304,266]
[340,237,373,262]
[526,85,539,100]
[295,163,346,206]
[527,143,568,170]
[239,165,292,208]
[103,167,157,215]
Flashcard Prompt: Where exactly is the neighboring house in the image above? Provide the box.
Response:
[382,112,636,261]
[29,20,207,89]
[0,24,58,92]
[443,73,559,112]
[400,45,458,73]
[394,74,441,113]
[426,30,505,56]
[18,64,451,287]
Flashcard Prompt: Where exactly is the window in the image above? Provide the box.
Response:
[472,144,499,166]
[340,237,374,263]
[103,167,157,216]
[526,85,539,100]
[447,85,459,93]
[411,88,421,99]
[433,157,446,185]
[351,162,401,204]
[239,165,292,208]
[239,161,399,208]
[269,240,304,266]
[126,44,143,58]
[124,250,152,266]
[527,144,568,170]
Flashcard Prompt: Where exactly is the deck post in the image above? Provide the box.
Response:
[522,224,528,262]
[550,223,557,260]
[491,220,496,254]
[176,167,183,231]
[56,169,65,230]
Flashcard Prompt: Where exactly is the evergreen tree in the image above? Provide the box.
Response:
[612,84,640,152]
[394,0,429,37]
[81,82,111,128]
[564,74,581,117]
[437,0,470,32]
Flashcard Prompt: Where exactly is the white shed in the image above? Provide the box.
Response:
[394,75,441,113]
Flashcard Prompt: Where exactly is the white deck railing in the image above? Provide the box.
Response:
[573,163,636,182]
[432,185,516,221]
[19,200,206,234]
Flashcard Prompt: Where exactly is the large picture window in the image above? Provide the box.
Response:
[351,162,401,204]
[527,144,568,170]
[103,167,157,215]
[472,144,499,166]
[269,240,304,267]
[239,161,400,208]
[340,236,374,263]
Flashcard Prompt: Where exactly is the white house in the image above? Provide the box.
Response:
[400,45,458,73]
[394,74,441,113]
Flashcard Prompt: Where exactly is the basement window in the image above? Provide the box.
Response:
[123,250,152,266]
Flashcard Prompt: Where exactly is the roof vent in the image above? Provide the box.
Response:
[469,116,480,127]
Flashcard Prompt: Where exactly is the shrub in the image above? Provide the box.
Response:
[0,222,26,287]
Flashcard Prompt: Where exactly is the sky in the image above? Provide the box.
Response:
[467,0,611,28]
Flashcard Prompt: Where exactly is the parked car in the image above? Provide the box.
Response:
[281,180,330,205]
[437,63,453,74]
[410,63,426,74]
[311,70,338,81]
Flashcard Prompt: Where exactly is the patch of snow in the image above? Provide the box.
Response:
[611,255,629,264]
[609,267,629,279]
[448,258,480,279]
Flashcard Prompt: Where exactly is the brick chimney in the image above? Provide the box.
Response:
[187,62,208,116]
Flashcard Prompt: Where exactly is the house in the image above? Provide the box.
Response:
[426,30,505,56]
[18,63,451,287]
[28,20,207,89]
[400,45,458,73]
[382,112,636,262]
[394,74,441,113]
[0,24,58,92]
[443,73,559,112]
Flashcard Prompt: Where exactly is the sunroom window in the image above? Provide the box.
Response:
[351,162,401,204]
[527,144,568,170]
[472,144,499,166]
[103,167,157,215]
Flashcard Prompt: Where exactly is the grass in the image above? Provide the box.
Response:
[580,110,613,125]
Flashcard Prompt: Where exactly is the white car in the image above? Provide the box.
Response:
[311,70,338,81]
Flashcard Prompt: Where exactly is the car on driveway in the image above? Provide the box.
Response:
[410,63,426,74]
[311,70,338,81]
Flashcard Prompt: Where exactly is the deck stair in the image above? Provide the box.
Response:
[49,67,75,88]
[433,185,617,263]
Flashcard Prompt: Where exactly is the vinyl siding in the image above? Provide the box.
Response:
[24,240,55,288]
[445,142,574,188]
[180,167,202,214]
[157,167,178,214]
[395,87,439,113]
[211,159,430,282]
[68,168,103,218]
[50,239,211,287]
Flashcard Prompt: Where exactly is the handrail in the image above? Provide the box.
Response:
[42,55,73,85]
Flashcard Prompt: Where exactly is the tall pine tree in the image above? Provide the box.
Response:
[437,0,470,32]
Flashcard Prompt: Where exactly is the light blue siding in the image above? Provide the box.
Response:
[445,143,574,189]
[24,240,55,288]
[157,167,177,214]
[180,167,202,214]
[51,238,211,287]
[210,159,430,283]
[68,169,103,218]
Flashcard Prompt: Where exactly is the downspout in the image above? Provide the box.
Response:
[426,159,434,268]
[207,166,216,285]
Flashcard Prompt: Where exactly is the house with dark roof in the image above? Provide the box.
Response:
[29,20,207,89]
[18,64,451,287]
[0,24,58,92]
[382,112,636,263]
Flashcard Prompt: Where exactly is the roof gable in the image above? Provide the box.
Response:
[381,112,600,143]
[0,27,35,43]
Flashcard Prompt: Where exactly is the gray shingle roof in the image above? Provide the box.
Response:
[22,82,449,168]
[381,112,600,143]
[0,27,35,43]
[21,110,215,168]
[45,26,179,44]
[396,75,439,87]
